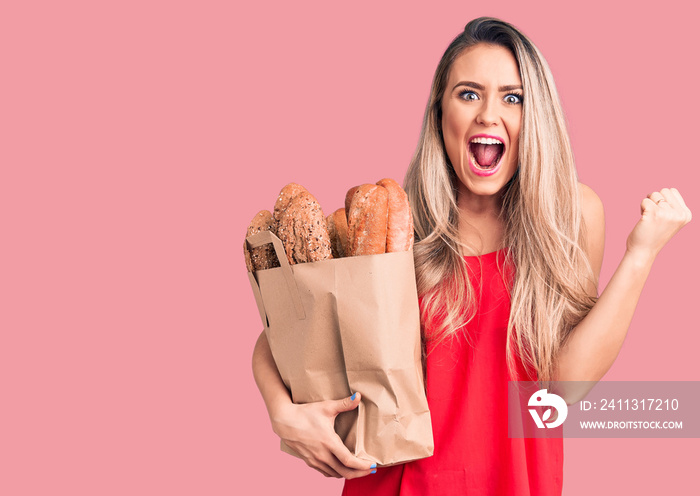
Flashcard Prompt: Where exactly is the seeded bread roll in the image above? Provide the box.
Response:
[277,191,333,265]
[273,183,308,225]
[245,210,280,271]
[326,208,349,258]
[376,178,414,252]
[347,184,389,256]
[244,243,253,272]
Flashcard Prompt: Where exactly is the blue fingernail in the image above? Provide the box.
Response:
[370,463,376,469]
[351,393,357,401]
[371,469,377,474]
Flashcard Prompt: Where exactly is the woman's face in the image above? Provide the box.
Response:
[440,43,523,199]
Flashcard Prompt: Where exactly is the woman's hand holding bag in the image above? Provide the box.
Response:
[270,393,376,479]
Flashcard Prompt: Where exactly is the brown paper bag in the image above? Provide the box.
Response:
[246,230,433,466]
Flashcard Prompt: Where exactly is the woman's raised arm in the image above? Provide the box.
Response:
[554,187,691,401]
[251,331,376,478]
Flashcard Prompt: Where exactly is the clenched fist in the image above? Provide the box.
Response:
[626,188,692,260]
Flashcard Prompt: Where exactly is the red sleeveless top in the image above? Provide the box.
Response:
[343,249,563,495]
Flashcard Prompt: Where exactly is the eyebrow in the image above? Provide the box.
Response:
[452,81,523,92]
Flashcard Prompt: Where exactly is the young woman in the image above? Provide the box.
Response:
[252,17,691,495]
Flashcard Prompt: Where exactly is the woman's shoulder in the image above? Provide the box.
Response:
[578,182,605,231]
[578,182,603,213]
[577,182,605,283]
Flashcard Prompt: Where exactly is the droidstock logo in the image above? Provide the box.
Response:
[528,389,568,428]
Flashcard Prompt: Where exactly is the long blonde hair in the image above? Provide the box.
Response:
[405,17,597,384]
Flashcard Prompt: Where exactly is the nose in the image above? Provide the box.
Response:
[476,98,499,127]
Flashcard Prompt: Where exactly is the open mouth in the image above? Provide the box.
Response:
[469,137,504,170]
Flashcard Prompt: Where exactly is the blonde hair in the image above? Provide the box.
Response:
[405,17,597,385]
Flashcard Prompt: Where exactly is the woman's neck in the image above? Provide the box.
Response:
[457,186,506,256]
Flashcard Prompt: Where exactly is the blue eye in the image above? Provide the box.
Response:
[504,93,523,104]
[460,90,479,101]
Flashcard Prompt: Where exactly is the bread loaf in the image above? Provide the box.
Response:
[277,191,333,265]
[344,186,359,222]
[244,244,253,272]
[326,208,349,258]
[273,183,308,225]
[376,178,414,252]
[347,184,389,256]
[245,210,280,271]
[245,178,412,270]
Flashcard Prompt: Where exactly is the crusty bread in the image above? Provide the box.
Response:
[247,178,412,269]
[244,244,253,272]
[347,184,389,256]
[277,191,333,265]
[273,183,308,225]
[245,210,280,271]
[326,208,349,258]
[376,178,414,252]
[344,186,359,222]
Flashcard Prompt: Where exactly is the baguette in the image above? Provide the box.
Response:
[344,186,359,222]
[326,208,349,258]
[347,184,389,256]
[376,178,414,252]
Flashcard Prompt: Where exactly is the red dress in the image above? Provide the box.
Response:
[343,249,563,495]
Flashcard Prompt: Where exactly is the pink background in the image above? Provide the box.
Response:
[2,1,698,494]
